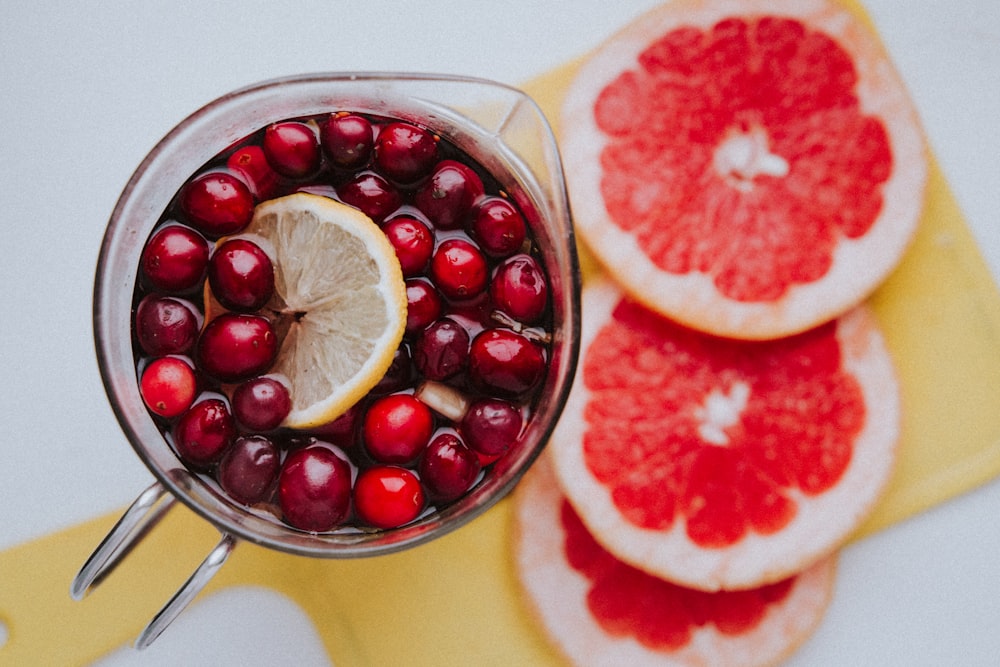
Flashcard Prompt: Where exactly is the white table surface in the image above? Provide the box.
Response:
[2,1,999,664]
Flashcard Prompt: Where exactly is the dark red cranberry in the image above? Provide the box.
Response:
[490,254,548,324]
[197,313,277,383]
[139,356,197,418]
[262,121,321,178]
[362,394,434,465]
[180,172,254,237]
[468,328,545,397]
[405,279,443,335]
[218,435,281,505]
[320,113,374,170]
[373,122,439,184]
[419,432,482,502]
[231,376,291,431]
[470,197,527,258]
[414,159,484,229]
[135,294,200,356]
[337,172,402,223]
[172,398,236,469]
[226,145,280,199]
[429,238,488,301]
[382,215,434,277]
[278,444,353,532]
[141,225,209,293]
[413,318,469,381]
[460,398,523,456]
[307,402,363,445]
[371,344,413,395]
[352,465,425,529]
[207,238,275,312]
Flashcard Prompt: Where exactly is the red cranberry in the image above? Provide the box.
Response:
[460,398,523,456]
[262,121,321,178]
[362,394,434,465]
[135,294,200,356]
[429,238,488,301]
[413,318,469,381]
[197,313,277,383]
[307,403,363,448]
[371,344,413,395]
[468,328,545,397]
[352,466,425,529]
[470,197,527,258]
[382,215,434,277]
[207,238,275,312]
[180,172,254,237]
[419,432,482,502]
[278,444,353,532]
[226,145,280,199]
[231,376,291,431]
[414,159,484,229]
[374,121,439,184]
[337,172,402,223]
[218,435,280,505]
[140,356,198,418]
[172,398,236,469]
[320,113,374,170]
[490,254,548,324]
[405,279,443,335]
[141,225,209,293]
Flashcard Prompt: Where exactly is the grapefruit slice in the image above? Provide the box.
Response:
[550,277,898,590]
[513,455,836,667]
[560,0,927,339]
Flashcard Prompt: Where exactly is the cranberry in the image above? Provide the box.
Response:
[172,398,236,468]
[460,398,523,456]
[180,172,254,237]
[470,197,527,258]
[374,122,439,184]
[207,238,275,312]
[135,294,200,356]
[262,121,321,178]
[468,328,545,397]
[218,435,280,505]
[405,279,443,335]
[227,145,280,199]
[362,394,434,465]
[337,172,402,223]
[352,466,425,529]
[490,254,548,324]
[278,444,353,532]
[308,402,363,444]
[383,215,434,277]
[141,225,209,293]
[197,313,277,383]
[414,159,484,229]
[139,356,197,418]
[413,318,469,381]
[429,238,488,301]
[231,376,291,431]
[320,113,374,170]
[419,432,481,502]
[371,344,413,395]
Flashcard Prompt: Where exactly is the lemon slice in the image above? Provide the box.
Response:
[242,193,406,429]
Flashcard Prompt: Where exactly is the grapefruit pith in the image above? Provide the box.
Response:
[550,278,898,590]
[514,455,837,667]
[560,0,927,339]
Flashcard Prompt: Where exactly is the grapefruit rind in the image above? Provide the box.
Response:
[560,0,927,340]
[513,455,837,667]
[550,277,899,591]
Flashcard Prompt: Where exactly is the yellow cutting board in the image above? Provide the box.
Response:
[3,1,1000,664]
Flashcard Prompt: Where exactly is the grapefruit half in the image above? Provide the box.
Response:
[550,277,898,590]
[514,455,836,667]
[560,0,927,339]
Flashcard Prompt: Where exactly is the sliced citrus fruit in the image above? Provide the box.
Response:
[560,0,927,339]
[550,277,898,591]
[513,454,836,666]
[239,192,406,429]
